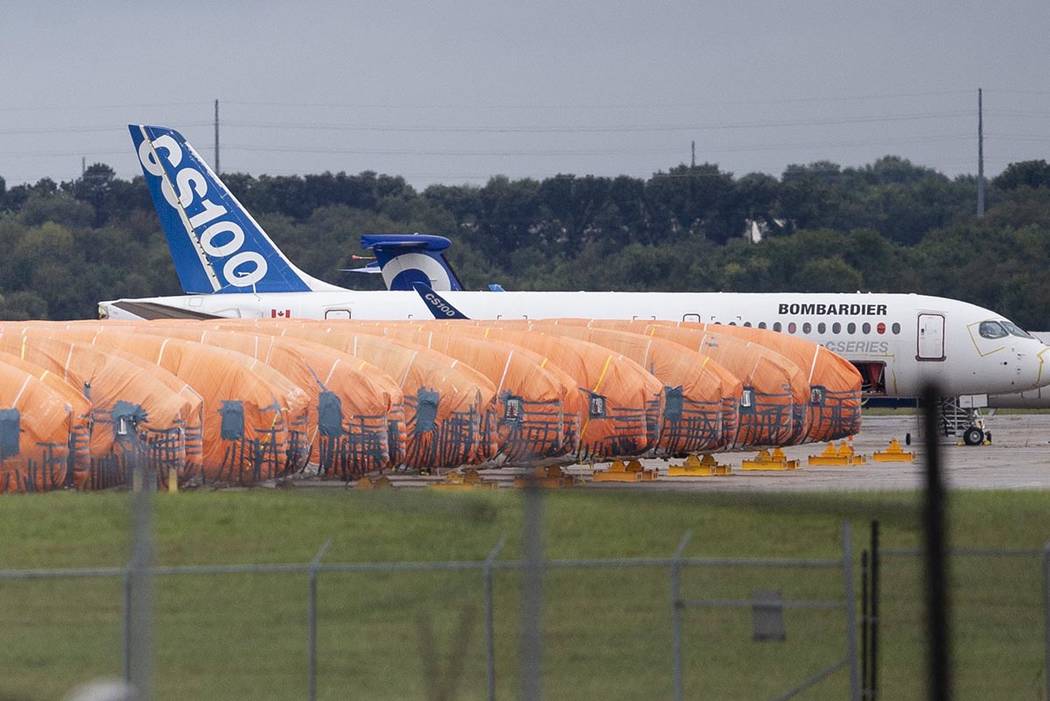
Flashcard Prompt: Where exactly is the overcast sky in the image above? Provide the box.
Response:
[2,1,1049,188]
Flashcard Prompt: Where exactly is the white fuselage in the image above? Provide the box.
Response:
[100,290,1050,399]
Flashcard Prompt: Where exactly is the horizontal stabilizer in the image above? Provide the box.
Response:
[360,233,464,292]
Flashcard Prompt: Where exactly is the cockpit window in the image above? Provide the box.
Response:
[978,321,1008,339]
[1001,321,1034,339]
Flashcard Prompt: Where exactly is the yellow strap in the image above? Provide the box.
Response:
[592,355,613,393]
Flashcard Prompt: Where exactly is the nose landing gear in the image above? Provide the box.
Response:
[940,397,989,446]
[962,425,986,446]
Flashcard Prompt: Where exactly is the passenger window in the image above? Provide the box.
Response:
[979,321,1008,339]
[817,322,826,334]
[773,322,782,332]
[847,322,856,334]
[758,322,767,329]
[788,322,797,334]
[743,321,752,327]
[862,322,871,334]
[802,322,812,333]
[876,322,886,335]
[891,322,901,335]
[832,322,841,334]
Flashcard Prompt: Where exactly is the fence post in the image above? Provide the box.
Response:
[520,479,544,701]
[307,538,333,701]
[484,536,506,701]
[870,520,880,701]
[841,521,861,701]
[1043,541,1050,701]
[861,550,869,700]
[122,566,131,683]
[126,448,153,699]
[671,530,693,701]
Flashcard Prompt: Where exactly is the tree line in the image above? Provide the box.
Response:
[1,156,1050,327]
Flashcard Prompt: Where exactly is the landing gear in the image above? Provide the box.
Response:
[963,426,985,446]
[939,397,988,446]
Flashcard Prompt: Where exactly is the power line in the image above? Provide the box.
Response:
[224,111,972,135]
[0,100,211,114]
[223,88,975,111]
[219,134,974,157]
[0,122,210,136]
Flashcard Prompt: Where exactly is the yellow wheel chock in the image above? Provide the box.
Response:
[514,465,577,489]
[667,454,731,477]
[432,468,497,490]
[741,448,799,471]
[807,441,867,467]
[872,439,914,463]
[592,459,647,483]
[356,475,392,489]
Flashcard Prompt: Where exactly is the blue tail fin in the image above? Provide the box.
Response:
[130,124,340,294]
[411,282,469,319]
[359,234,464,291]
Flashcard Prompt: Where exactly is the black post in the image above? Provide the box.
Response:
[870,520,880,700]
[921,384,951,701]
[861,549,869,699]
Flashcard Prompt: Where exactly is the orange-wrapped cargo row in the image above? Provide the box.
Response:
[552,321,806,448]
[130,325,404,478]
[569,320,862,443]
[351,325,573,463]
[0,331,204,486]
[0,359,78,493]
[0,314,861,492]
[510,322,739,455]
[430,324,664,460]
[231,322,500,469]
[26,325,311,485]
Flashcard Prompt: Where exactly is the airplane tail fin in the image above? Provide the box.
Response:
[411,282,470,319]
[129,124,340,294]
[358,234,464,292]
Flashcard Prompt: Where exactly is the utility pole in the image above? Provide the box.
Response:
[977,88,985,217]
[691,140,696,168]
[214,98,220,174]
[81,157,86,177]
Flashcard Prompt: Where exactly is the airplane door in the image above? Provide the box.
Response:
[325,308,351,320]
[917,313,945,361]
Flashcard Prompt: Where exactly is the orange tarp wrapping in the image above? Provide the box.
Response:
[0,359,75,493]
[0,351,92,475]
[352,325,572,463]
[519,322,739,455]
[571,320,862,443]
[550,320,804,448]
[680,323,861,442]
[34,326,310,484]
[0,333,203,478]
[421,323,663,460]
[224,321,499,469]
[132,324,403,476]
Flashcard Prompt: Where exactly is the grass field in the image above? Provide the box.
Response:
[0,488,1047,700]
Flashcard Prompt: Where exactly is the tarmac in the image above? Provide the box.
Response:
[587,412,1050,491]
[334,412,1050,492]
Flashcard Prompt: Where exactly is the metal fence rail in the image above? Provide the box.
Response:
[0,527,867,700]
[3,533,1049,699]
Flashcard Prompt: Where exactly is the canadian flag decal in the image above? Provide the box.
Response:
[271,308,291,318]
